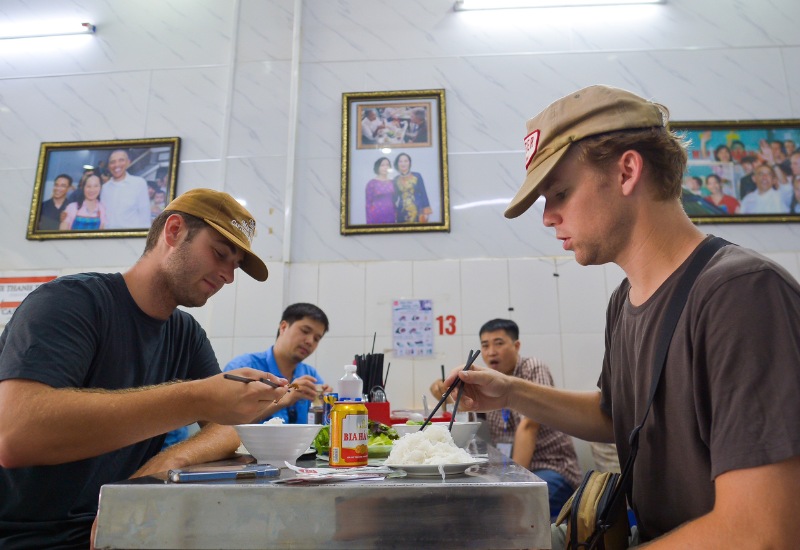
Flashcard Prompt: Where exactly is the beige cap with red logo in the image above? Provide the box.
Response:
[505,85,669,219]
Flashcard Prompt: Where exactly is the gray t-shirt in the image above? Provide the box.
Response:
[599,238,800,541]
[0,272,220,549]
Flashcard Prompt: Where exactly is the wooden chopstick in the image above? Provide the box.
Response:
[420,349,481,431]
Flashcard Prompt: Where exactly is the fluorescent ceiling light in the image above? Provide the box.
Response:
[455,0,662,9]
[0,21,96,40]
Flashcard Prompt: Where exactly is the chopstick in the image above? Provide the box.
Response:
[223,373,280,388]
[419,349,481,431]
[223,373,299,405]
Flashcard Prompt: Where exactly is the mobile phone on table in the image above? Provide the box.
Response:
[168,463,280,483]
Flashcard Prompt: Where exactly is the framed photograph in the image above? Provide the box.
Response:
[26,137,181,240]
[669,120,800,223]
[340,89,450,235]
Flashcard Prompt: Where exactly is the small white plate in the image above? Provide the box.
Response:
[385,458,488,477]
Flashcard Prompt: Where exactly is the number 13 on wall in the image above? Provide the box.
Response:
[436,315,457,335]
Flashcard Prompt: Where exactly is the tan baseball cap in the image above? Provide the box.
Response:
[505,85,669,219]
[164,188,269,281]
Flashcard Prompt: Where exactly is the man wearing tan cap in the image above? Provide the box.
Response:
[447,85,800,547]
[0,188,285,548]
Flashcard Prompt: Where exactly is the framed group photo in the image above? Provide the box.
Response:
[670,120,800,223]
[26,137,181,240]
[341,89,450,235]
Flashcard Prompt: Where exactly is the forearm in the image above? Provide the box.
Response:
[132,423,240,478]
[511,421,538,467]
[507,378,613,442]
[0,379,205,467]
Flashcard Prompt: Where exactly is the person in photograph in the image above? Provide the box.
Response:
[740,164,790,214]
[360,109,385,145]
[681,175,705,196]
[404,108,429,144]
[37,173,72,230]
[444,85,800,548]
[789,176,800,214]
[59,174,107,230]
[0,188,282,548]
[736,154,758,197]
[730,139,747,162]
[394,152,432,223]
[66,168,96,204]
[702,173,740,214]
[101,149,152,229]
[365,157,397,224]
[381,108,406,144]
[785,138,797,157]
[150,187,168,222]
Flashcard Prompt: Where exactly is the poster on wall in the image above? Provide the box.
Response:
[392,299,434,357]
[0,272,58,326]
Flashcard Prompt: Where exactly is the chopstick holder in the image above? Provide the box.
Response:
[419,349,481,431]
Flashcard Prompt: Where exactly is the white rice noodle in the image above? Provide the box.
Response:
[265,417,285,425]
[385,424,474,465]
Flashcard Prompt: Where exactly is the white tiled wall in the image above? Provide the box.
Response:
[1,0,799,416]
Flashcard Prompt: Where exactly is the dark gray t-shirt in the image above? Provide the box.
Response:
[599,238,800,541]
[0,272,220,549]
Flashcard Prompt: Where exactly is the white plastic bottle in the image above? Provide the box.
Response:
[338,364,363,400]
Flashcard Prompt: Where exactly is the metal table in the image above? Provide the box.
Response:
[94,441,550,549]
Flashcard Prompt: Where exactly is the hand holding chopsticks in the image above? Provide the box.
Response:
[223,373,299,405]
[419,349,481,431]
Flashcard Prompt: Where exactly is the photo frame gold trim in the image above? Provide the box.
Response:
[669,119,800,223]
[341,89,450,235]
[27,137,181,240]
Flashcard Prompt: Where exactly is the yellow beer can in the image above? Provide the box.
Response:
[329,399,369,467]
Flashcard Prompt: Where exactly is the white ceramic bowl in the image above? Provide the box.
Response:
[392,421,480,448]
[234,424,322,467]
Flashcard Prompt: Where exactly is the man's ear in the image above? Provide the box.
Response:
[618,150,645,197]
[162,214,184,247]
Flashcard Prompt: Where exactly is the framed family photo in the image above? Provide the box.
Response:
[670,120,800,223]
[340,89,450,235]
[26,137,181,240]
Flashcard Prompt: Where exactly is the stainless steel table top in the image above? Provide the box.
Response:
[94,441,550,549]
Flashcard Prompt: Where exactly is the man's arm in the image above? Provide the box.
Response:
[131,423,241,478]
[0,368,286,468]
[511,417,540,468]
[639,455,800,548]
[452,365,613,442]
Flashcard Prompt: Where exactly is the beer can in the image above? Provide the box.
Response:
[329,399,368,467]
[322,393,338,425]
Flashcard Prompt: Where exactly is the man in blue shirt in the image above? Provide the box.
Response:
[225,303,331,424]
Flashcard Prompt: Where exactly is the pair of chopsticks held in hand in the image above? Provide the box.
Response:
[223,373,299,406]
[420,349,481,432]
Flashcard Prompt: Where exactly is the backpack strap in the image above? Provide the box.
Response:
[597,236,731,531]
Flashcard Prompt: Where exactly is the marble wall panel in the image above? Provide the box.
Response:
[147,67,229,162]
[236,0,295,63]
[0,0,235,78]
[227,60,292,158]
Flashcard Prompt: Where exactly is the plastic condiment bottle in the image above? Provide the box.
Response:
[338,364,363,400]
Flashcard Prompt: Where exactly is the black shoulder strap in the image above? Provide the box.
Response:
[598,236,730,528]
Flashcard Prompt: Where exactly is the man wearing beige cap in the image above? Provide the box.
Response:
[448,85,800,547]
[0,188,286,548]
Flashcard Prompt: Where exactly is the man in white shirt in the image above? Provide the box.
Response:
[102,149,153,228]
[740,164,789,214]
[360,109,384,145]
